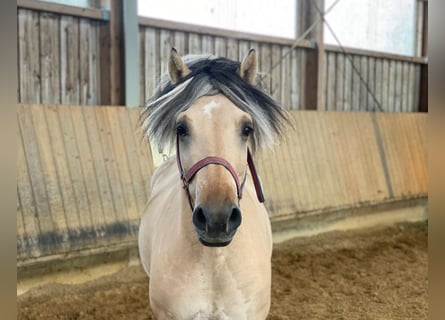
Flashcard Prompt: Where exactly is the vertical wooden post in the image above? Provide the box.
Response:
[299,0,325,110]
[419,0,428,112]
[99,0,124,105]
[123,0,140,107]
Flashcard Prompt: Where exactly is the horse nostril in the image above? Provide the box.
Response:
[228,207,242,230]
[193,206,206,231]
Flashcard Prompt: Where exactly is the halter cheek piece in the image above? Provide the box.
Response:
[176,136,265,211]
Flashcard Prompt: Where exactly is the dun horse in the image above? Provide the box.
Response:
[138,48,287,319]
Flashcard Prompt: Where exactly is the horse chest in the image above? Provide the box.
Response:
[150,249,269,320]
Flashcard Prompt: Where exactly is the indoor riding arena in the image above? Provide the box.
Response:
[17,1,428,319]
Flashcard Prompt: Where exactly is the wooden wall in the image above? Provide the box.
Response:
[17,8,102,105]
[256,111,428,218]
[17,4,427,112]
[324,48,422,112]
[17,104,154,265]
[138,23,309,110]
[17,104,427,265]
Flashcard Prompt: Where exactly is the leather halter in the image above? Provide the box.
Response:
[176,136,265,211]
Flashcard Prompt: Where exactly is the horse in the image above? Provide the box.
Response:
[138,48,287,319]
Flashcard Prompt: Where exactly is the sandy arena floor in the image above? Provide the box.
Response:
[17,222,427,319]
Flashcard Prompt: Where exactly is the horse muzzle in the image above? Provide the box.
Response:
[192,203,242,247]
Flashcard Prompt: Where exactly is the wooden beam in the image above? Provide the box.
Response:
[324,44,427,65]
[123,0,140,107]
[108,0,124,105]
[17,0,107,20]
[299,0,325,110]
[419,0,428,112]
[138,16,314,50]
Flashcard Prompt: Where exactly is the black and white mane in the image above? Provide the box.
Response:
[140,55,288,152]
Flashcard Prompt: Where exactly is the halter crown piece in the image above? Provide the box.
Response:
[176,135,265,211]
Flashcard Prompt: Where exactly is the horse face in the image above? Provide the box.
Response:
[176,94,254,246]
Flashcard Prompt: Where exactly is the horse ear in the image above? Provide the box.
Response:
[168,48,190,84]
[238,49,258,84]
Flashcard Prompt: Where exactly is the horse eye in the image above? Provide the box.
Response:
[242,126,254,137]
[176,124,188,137]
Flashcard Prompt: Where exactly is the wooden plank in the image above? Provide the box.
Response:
[17,0,106,21]
[280,46,291,109]
[413,64,421,112]
[30,106,67,245]
[238,40,249,62]
[381,59,390,112]
[144,28,158,100]
[116,109,150,215]
[18,106,54,253]
[44,105,83,238]
[227,38,238,60]
[388,60,396,112]
[248,41,260,55]
[407,63,415,112]
[106,107,142,222]
[367,57,376,111]
[299,49,306,109]
[259,43,271,94]
[94,107,128,227]
[188,33,202,54]
[139,27,145,106]
[271,45,281,102]
[91,20,100,104]
[304,47,322,110]
[18,9,41,104]
[352,113,387,201]
[214,36,226,57]
[401,62,410,112]
[351,55,360,111]
[138,16,314,49]
[335,52,344,111]
[81,107,117,226]
[201,35,214,54]
[99,12,111,105]
[17,112,40,258]
[79,19,92,105]
[394,61,403,112]
[127,110,154,199]
[60,15,80,105]
[69,106,104,235]
[326,52,336,110]
[289,48,299,110]
[343,54,352,111]
[359,56,368,111]
[39,12,60,104]
[174,31,186,55]
[374,59,383,112]
[112,108,148,221]
[160,30,174,76]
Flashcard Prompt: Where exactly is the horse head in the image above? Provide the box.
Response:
[170,49,258,246]
[141,48,287,248]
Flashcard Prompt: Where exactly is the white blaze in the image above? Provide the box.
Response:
[202,100,219,119]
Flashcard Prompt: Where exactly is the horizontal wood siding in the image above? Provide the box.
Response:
[138,26,308,110]
[324,50,422,112]
[17,104,154,264]
[18,8,101,105]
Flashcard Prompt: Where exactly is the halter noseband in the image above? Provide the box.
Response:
[176,136,265,211]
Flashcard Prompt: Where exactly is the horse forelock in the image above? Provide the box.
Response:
[140,55,288,152]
